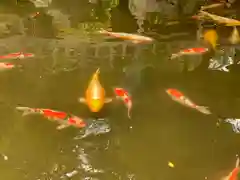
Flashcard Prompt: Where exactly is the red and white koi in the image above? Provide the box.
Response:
[114,88,132,119]
[0,62,15,70]
[16,106,86,130]
[99,29,153,44]
[166,88,211,115]
[0,52,35,60]
[222,155,240,180]
[170,47,208,59]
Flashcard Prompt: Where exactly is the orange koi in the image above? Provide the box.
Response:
[114,87,132,119]
[16,106,86,130]
[170,47,208,59]
[166,88,211,115]
[79,68,112,113]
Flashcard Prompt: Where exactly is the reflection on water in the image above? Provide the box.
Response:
[1,0,240,180]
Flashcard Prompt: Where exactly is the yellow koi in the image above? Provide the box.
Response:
[79,68,112,113]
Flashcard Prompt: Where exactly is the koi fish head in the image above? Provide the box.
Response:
[166,88,175,96]
[114,88,125,97]
[68,116,86,128]
[166,88,184,101]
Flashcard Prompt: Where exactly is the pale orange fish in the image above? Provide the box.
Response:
[99,29,153,44]
[79,68,112,113]
[200,3,224,10]
[166,88,211,115]
[195,10,240,26]
[221,155,240,180]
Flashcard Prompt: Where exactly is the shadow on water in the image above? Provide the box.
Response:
[1,1,240,180]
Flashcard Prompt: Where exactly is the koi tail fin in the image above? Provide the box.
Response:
[95,68,100,75]
[16,106,34,116]
[92,68,100,80]
[196,106,211,115]
[98,29,108,34]
[236,154,240,168]
[170,53,180,60]
[127,107,131,119]
[127,101,132,120]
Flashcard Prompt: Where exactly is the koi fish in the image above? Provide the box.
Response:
[219,117,240,133]
[0,63,15,70]
[79,68,112,113]
[195,10,240,26]
[0,52,35,60]
[200,3,224,10]
[114,87,132,119]
[203,29,218,49]
[16,106,86,130]
[99,29,153,44]
[209,58,233,72]
[221,155,240,180]
[170,47,208,59]
[166,88,211,115]
[74,118,111,139]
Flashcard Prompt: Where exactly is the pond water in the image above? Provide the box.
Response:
[0,1,240,180]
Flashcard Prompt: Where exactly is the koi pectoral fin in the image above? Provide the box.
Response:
[104,98,112,103]
[78,98,86,103]
[56,124,70,130]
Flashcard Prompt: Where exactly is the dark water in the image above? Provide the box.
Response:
[0,1,240,180]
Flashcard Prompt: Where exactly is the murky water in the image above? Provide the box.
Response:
[0,1,240,180]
